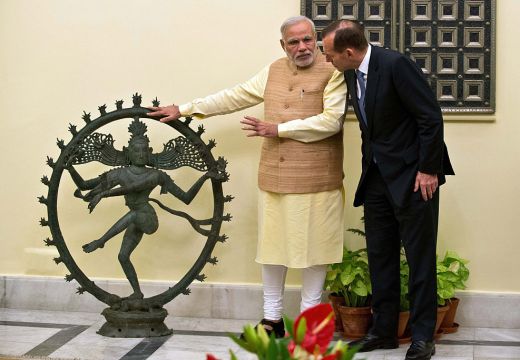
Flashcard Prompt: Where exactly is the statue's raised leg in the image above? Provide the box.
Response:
[82,211,136,253]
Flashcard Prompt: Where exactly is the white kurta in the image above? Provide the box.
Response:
[179,61,347,267]
[256,189,344,268]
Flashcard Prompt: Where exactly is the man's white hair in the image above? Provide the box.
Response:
[280,16,316,38]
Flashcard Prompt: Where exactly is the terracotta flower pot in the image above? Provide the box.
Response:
[338,305,372,339]
[440,297,460,334]
[398,311,410,338]
[328,293,345,332]
[434,305,450,340]
[398,306,449,343]
[398,334,412,344]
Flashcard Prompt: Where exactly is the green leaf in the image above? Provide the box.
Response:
[352,280,368,297]
[342,343,362,360]
[347,228,366,237]
[266,337,279,359]
[341,272,356,286]
[437,264,449,272]
[283,315,294,339]
[448,261,460,273]
[344,263,353,274]
[229,333,256,353]
[229,349,239,360]
[279,341,291,358]
[296,317,307,344]
[242,324,259,351]
[326,269,338,281]
[256,323,270,353]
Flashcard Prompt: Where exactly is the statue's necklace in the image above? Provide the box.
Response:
[128,166,146,175]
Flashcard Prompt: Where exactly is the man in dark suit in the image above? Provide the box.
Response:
[321,20,454,360]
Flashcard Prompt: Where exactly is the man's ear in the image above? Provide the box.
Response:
[279,39,285,52]
[149,147,153,153]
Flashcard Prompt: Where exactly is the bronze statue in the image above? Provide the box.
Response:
[39,94,231,337]
[66,119,222,300]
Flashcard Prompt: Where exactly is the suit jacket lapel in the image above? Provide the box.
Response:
[365,47,380,138]
[344,70,368,132]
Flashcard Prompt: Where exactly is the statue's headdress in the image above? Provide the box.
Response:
[128,118,149,146]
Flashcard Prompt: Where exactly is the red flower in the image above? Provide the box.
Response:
[206,354,220,360]
[287,340,296,355]
[322,352,341,360]
[293,303,335,355]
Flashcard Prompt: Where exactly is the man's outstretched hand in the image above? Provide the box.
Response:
[147,104,181,123]
[240,116,278,138]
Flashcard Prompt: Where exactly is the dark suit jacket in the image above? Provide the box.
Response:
[346,46,454,208]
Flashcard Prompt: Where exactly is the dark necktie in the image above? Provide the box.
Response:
[356,70,367,126]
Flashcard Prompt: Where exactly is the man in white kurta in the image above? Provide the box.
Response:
[148,16,347,337]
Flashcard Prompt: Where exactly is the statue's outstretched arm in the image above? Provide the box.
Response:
[162,172,211,205]
[67,165,101,190]
[85,171,157,212]
[95,174,157,199]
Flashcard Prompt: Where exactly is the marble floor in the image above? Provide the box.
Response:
[1,308,520,360]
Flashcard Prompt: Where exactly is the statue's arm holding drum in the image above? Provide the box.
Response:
[159,171,217,205]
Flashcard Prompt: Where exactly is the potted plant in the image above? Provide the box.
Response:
[398,256,411,342]
[398,249,469,341]
[324,250,348,333]
[325,247,372,339]
[435,251,464,337]
[324,220,368,334]
[437,251,470,333]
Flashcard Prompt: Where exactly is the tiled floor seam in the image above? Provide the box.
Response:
[437,339,520,347]
[24,325,90,357]
[120,336,172,360]
[3,320,520,348]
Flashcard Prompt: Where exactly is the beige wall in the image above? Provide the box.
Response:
[0,0,518,293]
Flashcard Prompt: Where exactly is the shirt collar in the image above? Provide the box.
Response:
[357,44,371,75]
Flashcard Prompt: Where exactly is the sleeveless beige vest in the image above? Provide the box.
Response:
[258,52,343,194]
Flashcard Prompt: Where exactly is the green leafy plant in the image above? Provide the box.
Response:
[399,256,410,312]
[324,217,371,307]
[206,304,360,360]
[436,251,470,306]
[324,247,371,307]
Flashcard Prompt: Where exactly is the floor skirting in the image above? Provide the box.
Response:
[1,275,519,328]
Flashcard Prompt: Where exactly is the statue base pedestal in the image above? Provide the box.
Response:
[98,307,173,338]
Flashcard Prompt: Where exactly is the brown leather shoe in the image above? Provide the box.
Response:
[405,340,436,360]
[348,332,398,352]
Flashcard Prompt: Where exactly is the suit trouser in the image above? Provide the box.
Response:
[363,163,439,342]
